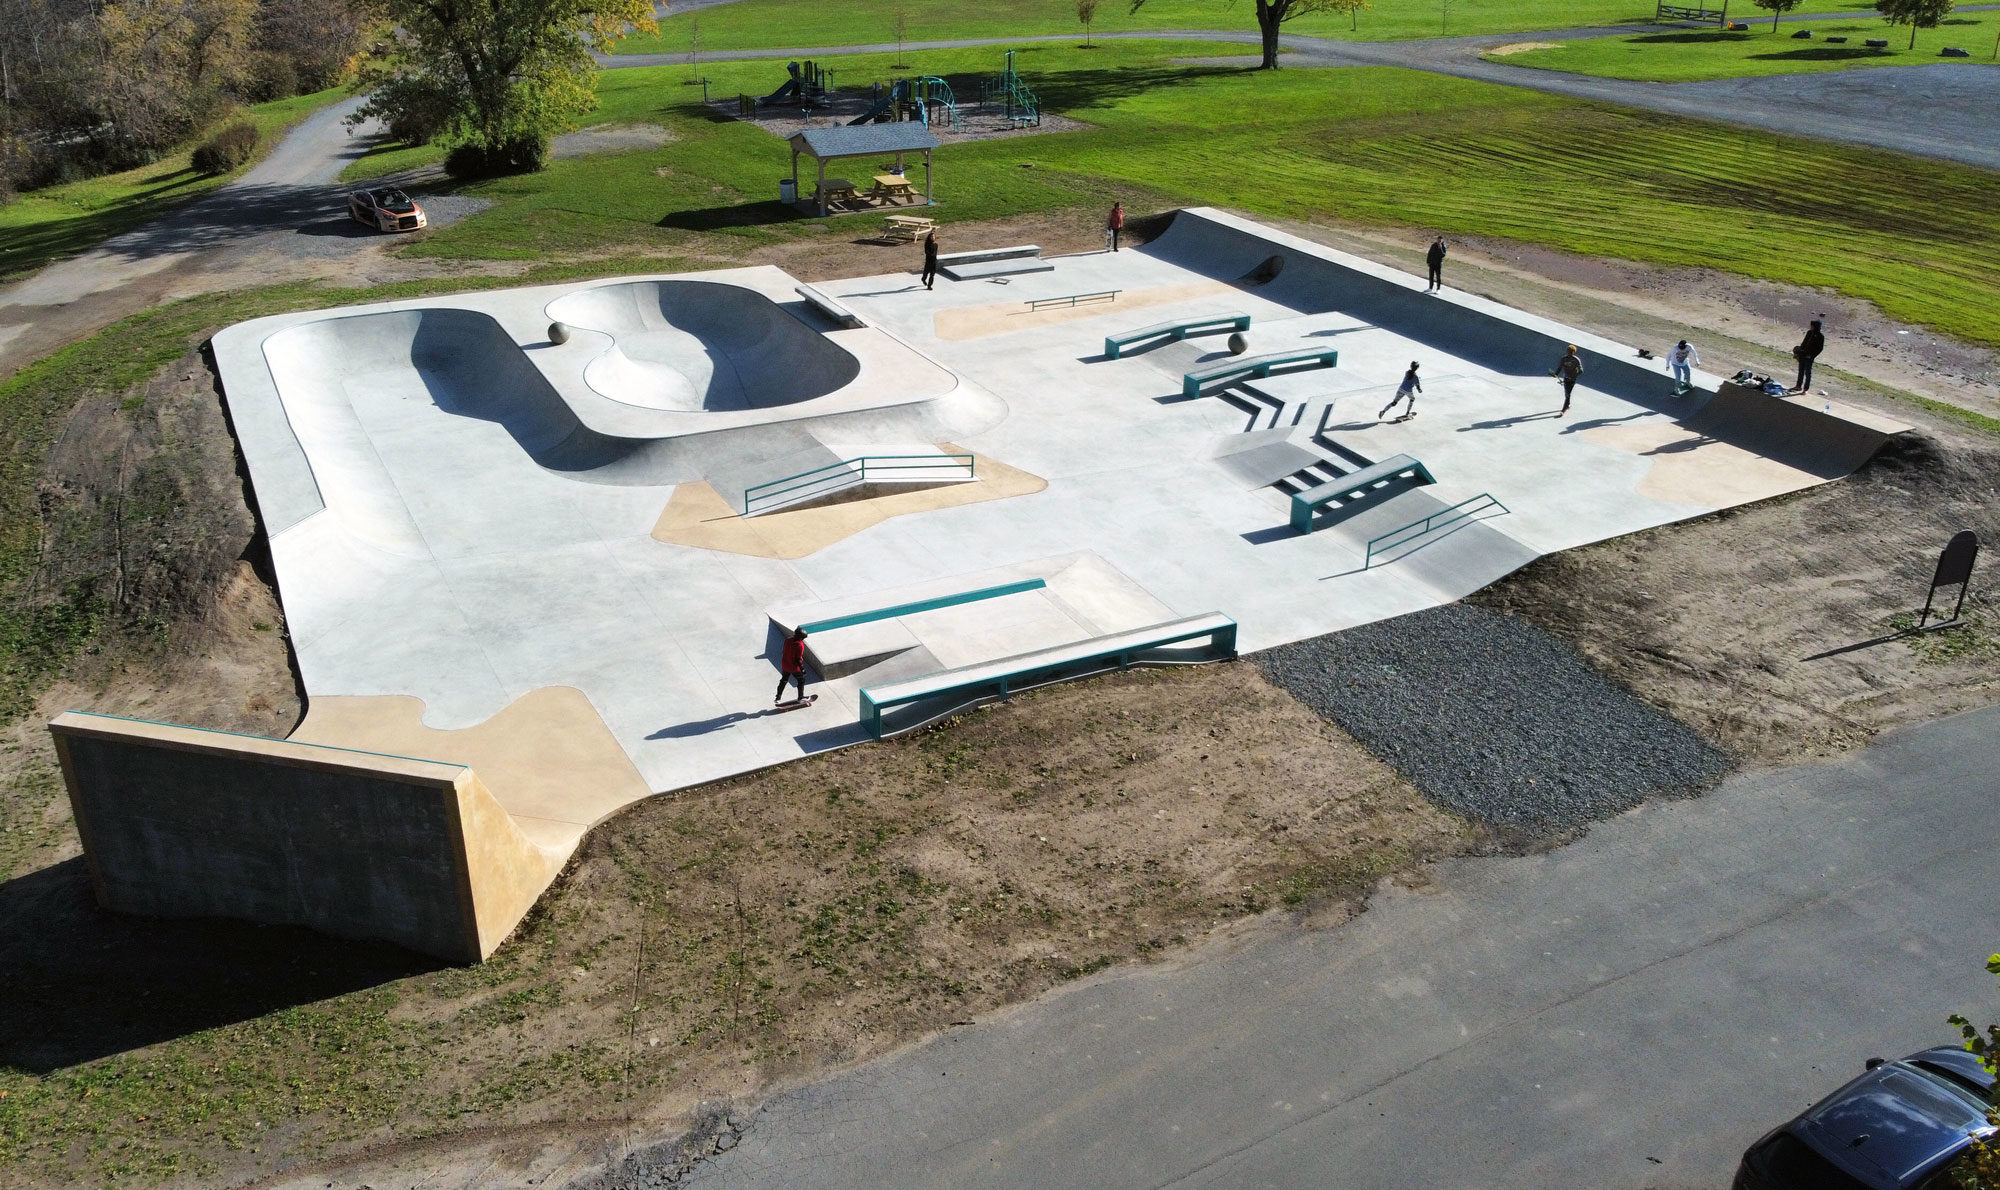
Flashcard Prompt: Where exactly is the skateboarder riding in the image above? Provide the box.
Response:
[775,626,811,706]
[1665,339,1699,396]
[1379,361,1423,421]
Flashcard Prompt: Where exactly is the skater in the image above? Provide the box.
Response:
[1379,361,1423,420]
[921,230,938,290]
[1425,236,1447,292]
[1553,345,1584,417]
[1790,318,1824,393]
[1107,201,1124,252]
[1664,339,1699,395]
[774,626,811,706]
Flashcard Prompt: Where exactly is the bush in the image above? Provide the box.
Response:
[444,136,548,179]
[191,123,259,175]
[350,73,458,147]
[244,53,302,103]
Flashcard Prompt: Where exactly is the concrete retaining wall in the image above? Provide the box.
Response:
[50,712,565,963]
[1146,209,1696,409]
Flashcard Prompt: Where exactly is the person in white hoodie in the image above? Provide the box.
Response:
[1665,339,1699,396]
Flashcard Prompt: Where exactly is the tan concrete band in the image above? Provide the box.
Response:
[651,445,1048,560]
[932,281,1238,342]
[293,685,653,849]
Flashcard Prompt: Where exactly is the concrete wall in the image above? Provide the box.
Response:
[50,712,565,963]
[1145,209,1697,409]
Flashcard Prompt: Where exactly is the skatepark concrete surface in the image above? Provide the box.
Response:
[173,209,1909,956]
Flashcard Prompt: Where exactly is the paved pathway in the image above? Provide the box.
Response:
[670,703,2000,1188]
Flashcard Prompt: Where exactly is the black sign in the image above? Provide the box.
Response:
[1920,531,1979,628]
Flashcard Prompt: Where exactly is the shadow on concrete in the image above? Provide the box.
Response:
[1559,410,1659,434]
[1458,410,1562,431]
[0,858,438,1074]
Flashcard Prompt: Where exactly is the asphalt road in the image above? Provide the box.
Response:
[674,704,2000,1189]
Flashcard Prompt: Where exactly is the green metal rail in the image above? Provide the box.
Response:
[798,578,1046,635]
[1364,492,1509,567]
[742,453,975,516]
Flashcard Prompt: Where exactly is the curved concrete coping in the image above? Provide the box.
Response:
[546,278,862,413]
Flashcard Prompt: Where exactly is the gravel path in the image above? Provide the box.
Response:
[1258,604,1731,838]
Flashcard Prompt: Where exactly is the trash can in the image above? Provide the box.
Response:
[779,179,797,204]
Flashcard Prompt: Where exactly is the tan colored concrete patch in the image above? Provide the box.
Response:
[1579,420,1823,507]
[293,685,655,848]
[651,445,1048,560]
[932,280,1238,342]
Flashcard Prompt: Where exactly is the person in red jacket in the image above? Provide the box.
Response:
[1107,202,1124,252]
[775,626,811,705]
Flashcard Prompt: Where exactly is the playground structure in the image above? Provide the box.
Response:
[63,209,1913,962]
[983,50,1041,127]
[851,76,964,131]
[752,60,832,111]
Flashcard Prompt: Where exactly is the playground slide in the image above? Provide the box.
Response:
[848,94,896,126]
[759,62,802,105]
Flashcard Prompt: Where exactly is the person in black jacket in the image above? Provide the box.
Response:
[1425,236,1447,292]
[1791,318,1825,393]
[921,231,939,290]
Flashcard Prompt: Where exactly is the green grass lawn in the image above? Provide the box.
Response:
[0,88,350,283]
[613,0,1656,55]
[1490,13,2000,81]
[379,41,2000,349]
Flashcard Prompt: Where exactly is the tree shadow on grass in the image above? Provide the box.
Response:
[658,200,803,231]
[1625,30,1752,44]
[1748,47,1890,61]
[0,857,438,1074]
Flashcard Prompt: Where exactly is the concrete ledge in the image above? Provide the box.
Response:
[50,711,565,963]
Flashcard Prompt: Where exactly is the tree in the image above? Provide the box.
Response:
[893,7,908,67]
[1130,0,1348,69]
[1326,0,1369,31]
[1876,0,1954,50]
[1947,953,2000,1189]
[1078,0,1100,46]
[354,0,656,177]
[1752,0,1802,32]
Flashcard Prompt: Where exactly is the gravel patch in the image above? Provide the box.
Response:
[551,123,676,159]
[1259,603,1731,839]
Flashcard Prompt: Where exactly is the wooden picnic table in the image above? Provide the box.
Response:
[871,173,917,201]
[817,177,858,205]
[881,214,934,242]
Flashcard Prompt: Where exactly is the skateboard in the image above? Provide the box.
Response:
[772,694,818,712]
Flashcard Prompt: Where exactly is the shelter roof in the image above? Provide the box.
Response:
[789,123,941,160]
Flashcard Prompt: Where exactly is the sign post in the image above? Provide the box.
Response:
[1918,530,1979,629]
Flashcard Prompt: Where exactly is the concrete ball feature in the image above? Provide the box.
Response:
[549,321,571,345]
[1227,332,1249,355]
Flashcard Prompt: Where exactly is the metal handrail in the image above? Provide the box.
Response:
[742,453,975,516]
[1028,289,1120,312]
[1364,492,1509,568]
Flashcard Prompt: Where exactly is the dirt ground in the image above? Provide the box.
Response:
[3,211,1999,1189]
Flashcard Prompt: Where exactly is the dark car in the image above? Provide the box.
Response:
[346,187,427,232]
[1736,1046,1996,1190]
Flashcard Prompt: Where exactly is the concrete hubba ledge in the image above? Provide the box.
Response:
[50,711,567,963]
